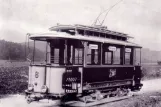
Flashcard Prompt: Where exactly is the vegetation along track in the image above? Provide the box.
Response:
[0,66,28,95]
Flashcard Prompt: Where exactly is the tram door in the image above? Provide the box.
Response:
[62,40,83,94]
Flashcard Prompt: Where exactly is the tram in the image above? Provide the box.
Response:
[25,24,143,104]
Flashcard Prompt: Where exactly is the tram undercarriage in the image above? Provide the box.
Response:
[25,78,142,105]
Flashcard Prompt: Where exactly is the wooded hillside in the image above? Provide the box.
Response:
[0,40,44,61]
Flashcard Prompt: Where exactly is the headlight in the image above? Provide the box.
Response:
[41,85,48,93]
[28,84,34,91]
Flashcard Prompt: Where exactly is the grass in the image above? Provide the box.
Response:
[0,66,28,95]
[142,65,161,80]
[129,93,161,107]
[107,92,161,107]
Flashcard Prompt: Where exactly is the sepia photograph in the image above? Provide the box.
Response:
[0,0,161,107]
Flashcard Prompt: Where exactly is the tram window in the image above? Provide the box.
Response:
[113,48,121,64]
[31,41,47,63]
[50,40,65,65]
[87,49,99,64]
[87,49,91,64]
[125,48,132,65]
[93,50,99,64]
[66,40,84,65]
[125,52,131,65]
[46,42,50,64]
[50,47,65,64]
[87,44,99,65]
[67,45,73,65]
[74,48,83,65]
[51,48,59,64]
[135,48,141,65]
[103,45,122,65]
[104,52,112,64]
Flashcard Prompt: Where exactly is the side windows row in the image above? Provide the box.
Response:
[49,40,140,66]
[87,43,133,65]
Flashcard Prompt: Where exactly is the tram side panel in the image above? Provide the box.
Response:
[83,67,134,82]
[82,66,142,91]
[28,65,142,97]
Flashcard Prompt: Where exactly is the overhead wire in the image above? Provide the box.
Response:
[93,0,161,26]
[92,0,124,26]
[100,0,124,25]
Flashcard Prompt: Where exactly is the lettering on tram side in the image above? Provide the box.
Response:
[109,69,116,78]
[89,44,98,49]
[108,46,116,51]
[125,48,132,53]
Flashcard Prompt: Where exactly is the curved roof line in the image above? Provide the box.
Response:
[49,24,133,39]
[29,32,141,48]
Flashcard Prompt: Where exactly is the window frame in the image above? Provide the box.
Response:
[125,52,131,65]
[102,44,122,65]
[73,47,84,65]
[49,39,65,65]
[124,47,134,65]
[113,47,121,65]
[134,48,141,66]
[87,42,101,65]
[49,39,84,65]
[103,51,113,65]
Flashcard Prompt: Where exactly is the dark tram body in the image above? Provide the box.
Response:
[25,24,143,103]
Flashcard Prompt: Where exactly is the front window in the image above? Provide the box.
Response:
[50,39,65,65]
[30,41,46,64]
[48,39,84,65]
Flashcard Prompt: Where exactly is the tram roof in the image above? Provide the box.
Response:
[29,32,141,48]
[49,24,133,39]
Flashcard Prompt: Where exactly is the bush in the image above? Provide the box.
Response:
[142,65,161,80]
[0,66,28,94]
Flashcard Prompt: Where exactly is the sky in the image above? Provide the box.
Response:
[0,0,161,50]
